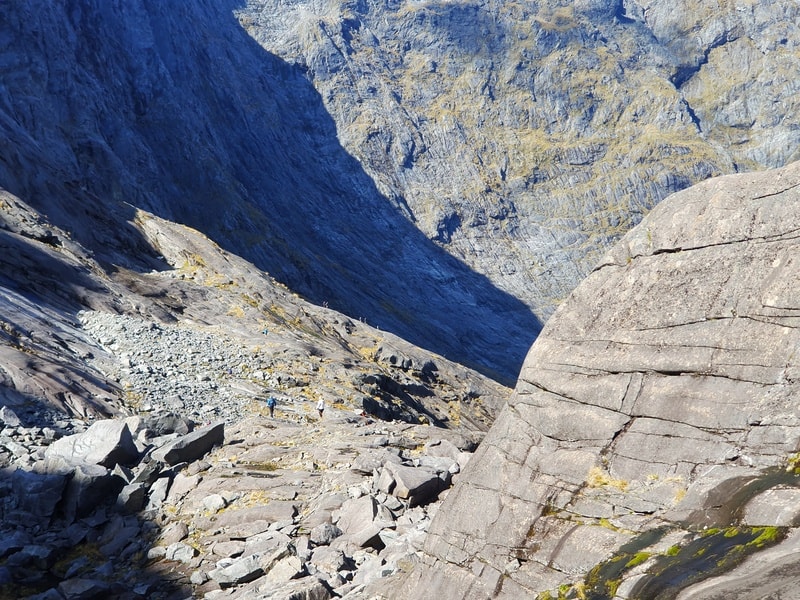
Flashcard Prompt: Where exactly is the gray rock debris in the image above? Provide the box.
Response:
[0,403,478,598]
[150,421,225,466]
[0,418,227,597]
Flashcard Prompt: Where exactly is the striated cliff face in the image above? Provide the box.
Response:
[398,162,800,598]
[0,0,539,384]
[237,0,800,321]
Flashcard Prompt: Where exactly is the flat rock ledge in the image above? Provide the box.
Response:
[0,403,479,599]
[400,162,800,599]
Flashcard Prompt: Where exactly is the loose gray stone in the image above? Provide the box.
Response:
[0,407,21,427]
[45,420,139,468]
[212,540,246,558]
[117,482,148,513]
[10,468,68,519]
[309,522,343,546]
[150,421,224,466]
[335,495,379,536]
[57,578,111,599]
[310,546,350,576]
[159,521,189,546]
[145,476,171,512]
[255,577,333,600]
[165,542,197,564]
[208,554,264,587]
[266,555,305,582]
[203,493,227,513]
[384,462,444,507]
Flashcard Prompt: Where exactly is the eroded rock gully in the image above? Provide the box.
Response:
[401,161,800,599]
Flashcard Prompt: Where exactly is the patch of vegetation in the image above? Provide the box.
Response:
[586,466,628,492]
[625,551,651,568]
[786,453,800,474]
[227,304,246,318]
[244,460,279,472]
[628,526,788,599]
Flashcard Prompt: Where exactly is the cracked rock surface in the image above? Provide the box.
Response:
[399,161,800,599]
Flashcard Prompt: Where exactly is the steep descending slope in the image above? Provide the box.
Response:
[0,187,509,429]
[0,0,538,384]
[397,162,800,598]
[238,0,800,321]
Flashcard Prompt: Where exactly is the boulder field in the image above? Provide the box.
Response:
[399,161,800,599]
[0,403,480,599]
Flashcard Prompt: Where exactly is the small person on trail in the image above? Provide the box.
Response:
[267,396,277,418]
[316,398,325,419]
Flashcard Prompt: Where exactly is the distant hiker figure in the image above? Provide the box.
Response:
[317,399,325,419]
[267,396,276,418]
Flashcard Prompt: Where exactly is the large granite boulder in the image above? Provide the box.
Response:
[44,420,139,468]
[399,162,800,599]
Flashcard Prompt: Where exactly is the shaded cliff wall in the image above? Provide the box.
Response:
[0,0,539,383]
[239,0,800,324]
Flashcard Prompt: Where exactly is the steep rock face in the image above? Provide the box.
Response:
[398,162,800,598]
[0,0,538,383]
[238,0,800,322]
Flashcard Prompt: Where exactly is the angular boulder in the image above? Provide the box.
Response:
[59,461,125,521]
[45,420,139,468]
[10,467,69,520]
[384,462,446,507]
[150,421,224,466]
[208,554,264,588]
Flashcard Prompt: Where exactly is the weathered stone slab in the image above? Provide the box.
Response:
[165,542,197,564]
[10,467,68,519]
[45,420,139,468]
[335,495,379,535]
[423,439,461,462]
[384,462,444,506]
[265,555,304,582]
[208,554,263,587]
[150,421,224,466]
[117,482,148,513]
[55,460,125,521]
[57,578,112,599]
[145,476,171,512]
[254,577,333,600]
[214,502,298,528]
[0,406,21,427]
[310,546,350,575]
[212,540,246,558]
[742,487,800,527]
[309,522,342,546]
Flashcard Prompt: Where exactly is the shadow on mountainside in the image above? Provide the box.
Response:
[0,229,131,418]
[0,0,541,385]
